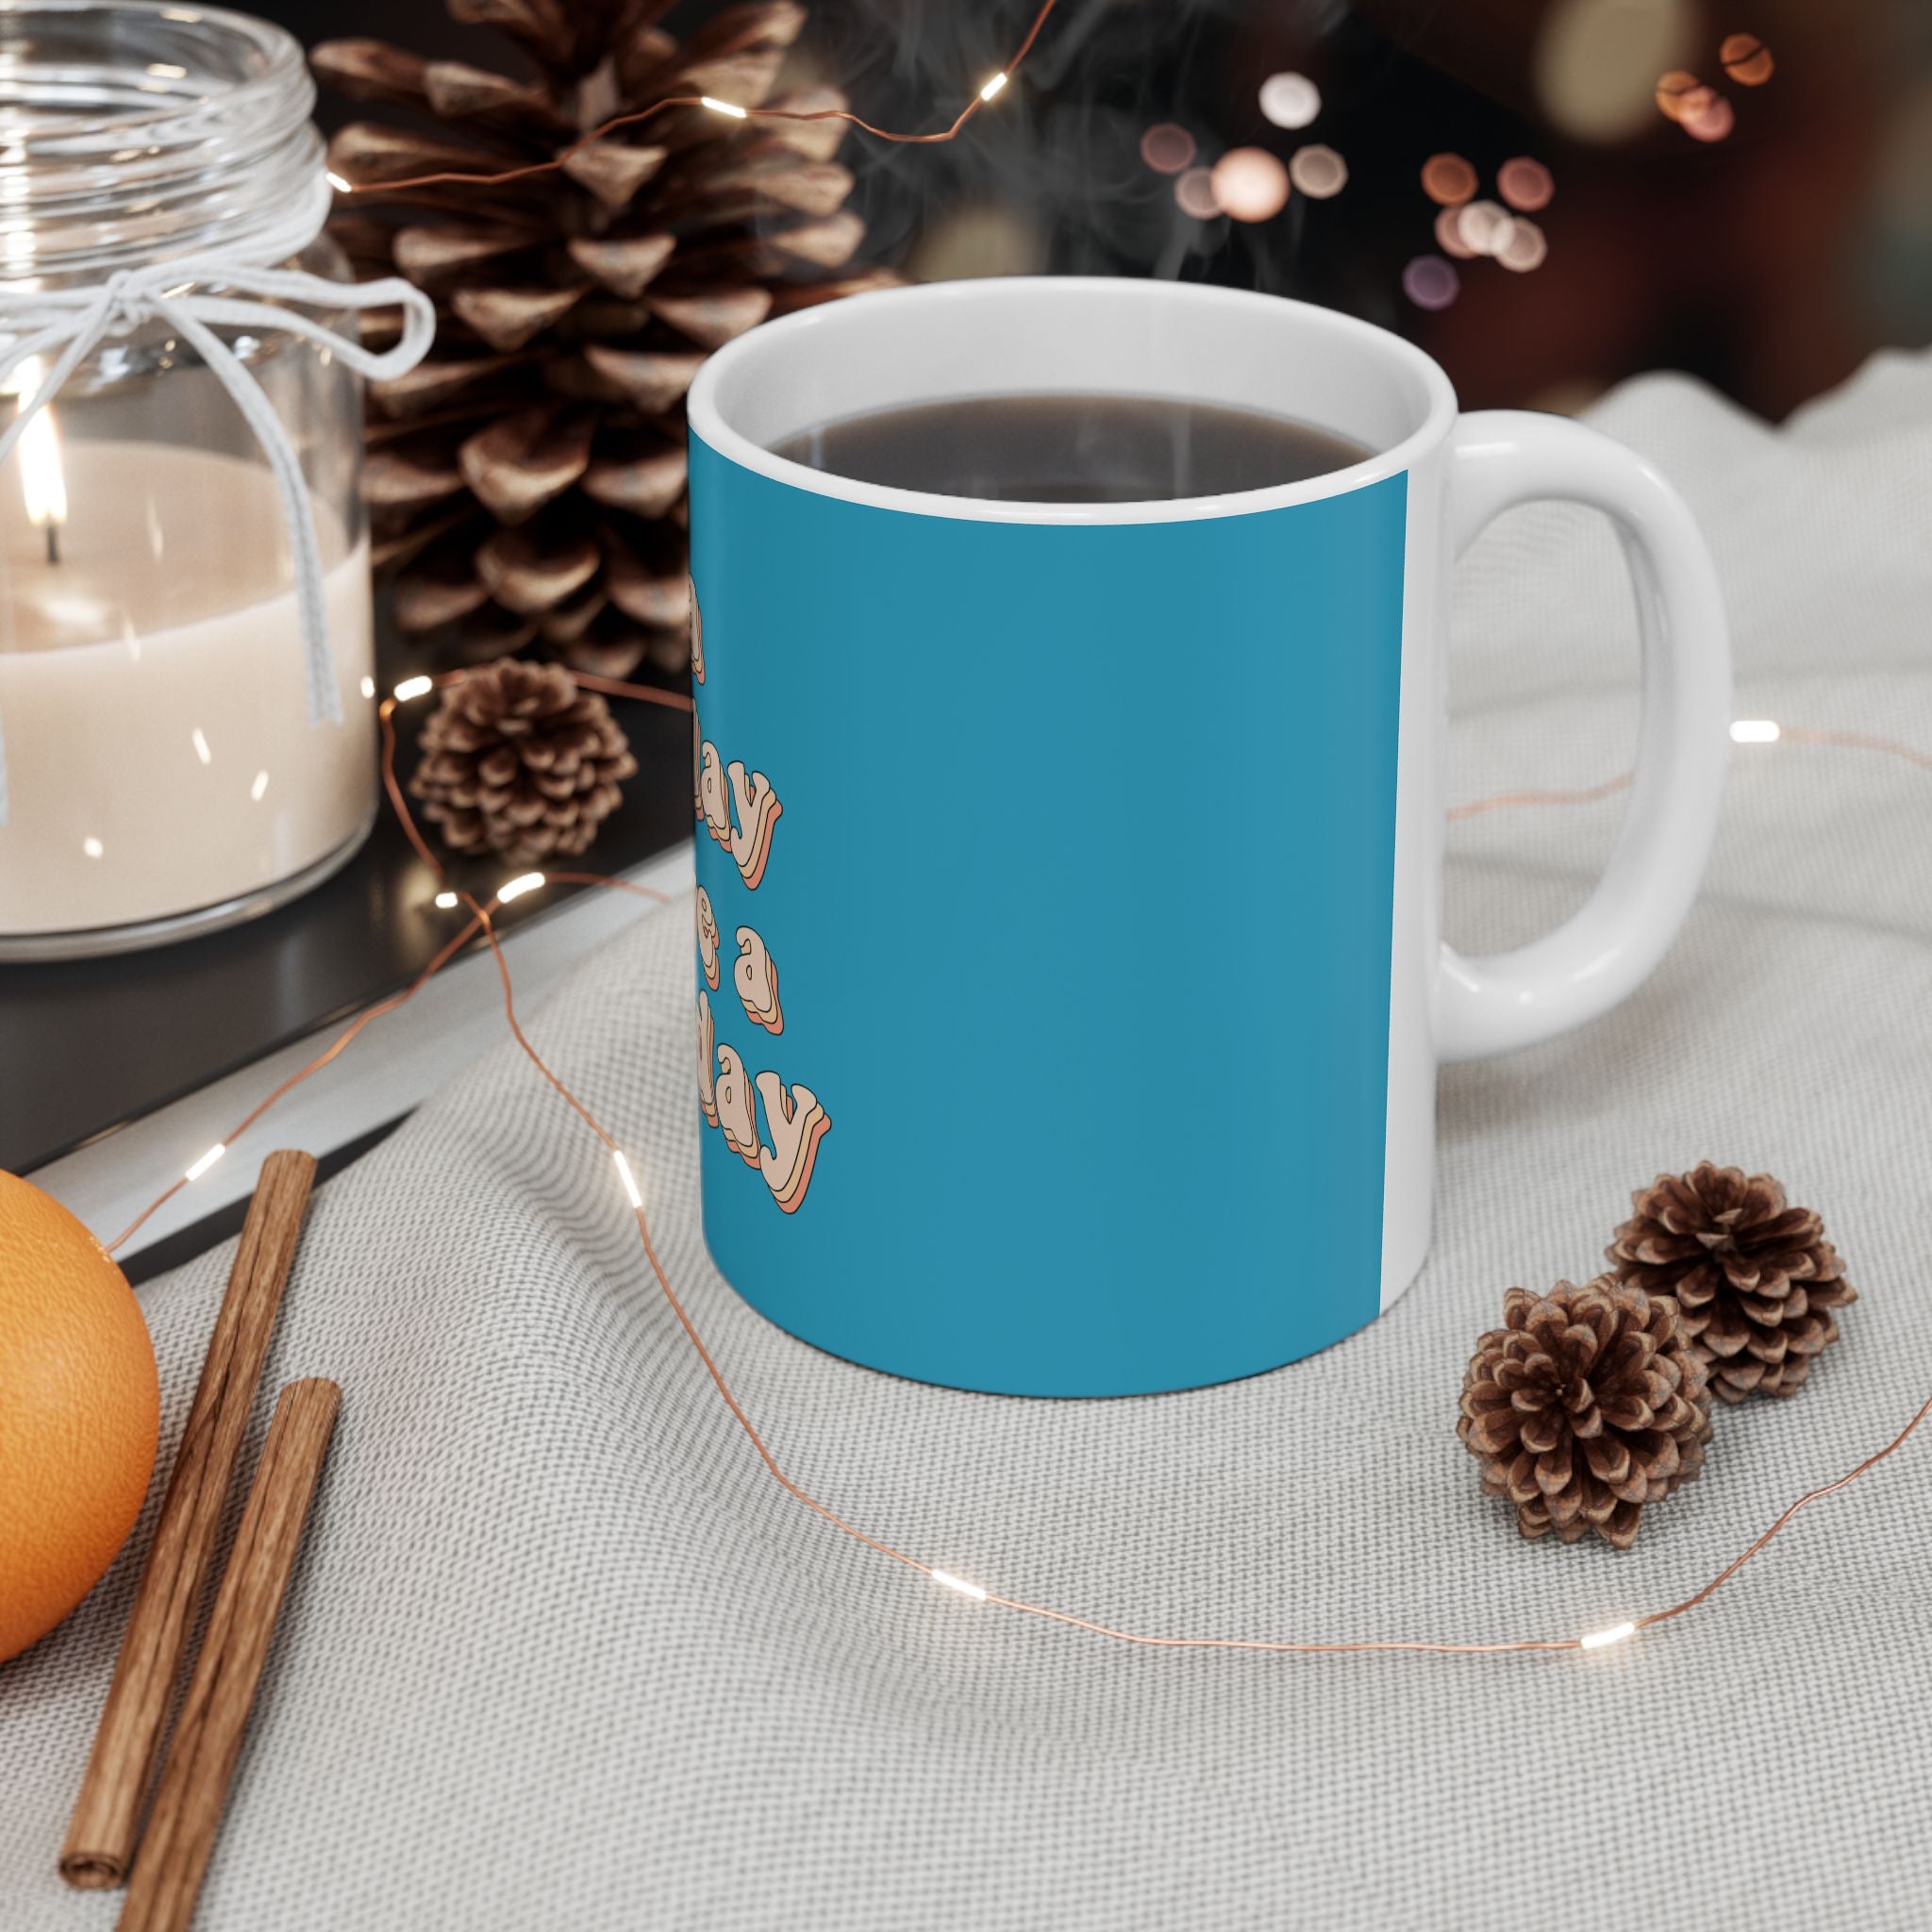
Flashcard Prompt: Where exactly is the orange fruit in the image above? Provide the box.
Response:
[0,1172,158,1664]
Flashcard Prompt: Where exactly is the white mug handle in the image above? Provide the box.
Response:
[1437,410,1732,1062]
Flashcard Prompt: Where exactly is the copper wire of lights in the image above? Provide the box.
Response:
[91,666,1932,1662]
[325,0,1062,199]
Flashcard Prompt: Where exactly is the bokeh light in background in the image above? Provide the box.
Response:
[1288,144,1348,199]
[1456,198,1513,257]
[1654,70,1704,121]
[578,0,1928,423]
[1422,154,1478,207]
[1210,146,1291,222]
[1403,256,1460,310]
[1496,158,1555,213]
[1496,220,1549,273]
[1682,91,1736,142]
[1139,123,1197,175]
[1435,206,1476,259]
[1174,167,1221,219]
[1722,32,1776,84]
[1257,71,1322,129]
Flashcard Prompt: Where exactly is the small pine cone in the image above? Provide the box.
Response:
[408,659,637,865]
[1607,1163,1857,1403]
[1458,1278,1713,1550]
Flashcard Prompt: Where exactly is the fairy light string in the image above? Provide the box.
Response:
[330,0,1061,198]
[92,665,1932,1663]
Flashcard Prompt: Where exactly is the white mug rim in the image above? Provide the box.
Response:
[687,275,1459,526]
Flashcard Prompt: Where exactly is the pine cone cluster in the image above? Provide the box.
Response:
[1607,1162,1857,1402]
[314,1,894,679]
[409,659,637,862]
[1458,1279,1713,1549]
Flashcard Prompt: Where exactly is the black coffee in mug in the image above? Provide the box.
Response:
[771,392,1370,504]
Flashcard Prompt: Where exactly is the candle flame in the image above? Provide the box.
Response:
[12,358,67,541]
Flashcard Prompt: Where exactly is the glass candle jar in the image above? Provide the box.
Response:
[0,2,378,958]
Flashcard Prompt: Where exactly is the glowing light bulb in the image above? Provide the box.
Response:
[979,71,1008,102]
[1579,1621,1636,1651]
[184,1142,227,1183]
[1731,719,1781,743]
[614,1149,643,1209]
[433,890,458,909]
[701,95,748,119]
[393,675,434,702]
[82,836,104,859]
[325,170,353,194]
[931,1569,989,1602]
[360,675,376,700]
[498,871,545,903]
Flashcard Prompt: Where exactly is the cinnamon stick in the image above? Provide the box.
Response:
[118,1380,341,1932]
[61,1150,318,1890]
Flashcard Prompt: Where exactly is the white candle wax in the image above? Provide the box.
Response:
[0,441,375,939]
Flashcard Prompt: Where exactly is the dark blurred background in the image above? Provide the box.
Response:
[279,0,1932,422]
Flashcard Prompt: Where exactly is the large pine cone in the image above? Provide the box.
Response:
[1458,1279,1713,1550]
[314,1,894,678]
[408,659,637,863]
[1607,1162,1857,1402]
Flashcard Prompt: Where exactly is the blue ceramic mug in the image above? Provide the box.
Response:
[685,277,1730,1396]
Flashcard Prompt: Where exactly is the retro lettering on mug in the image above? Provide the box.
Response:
[697,1031,834,1214]
[698,739,733,851]
[692,688,818,1209]
[715,1044,761,1167]
[697,991,718,1126]
[695,736,783,890]
[754,1073,831,1215]
[733,924,783,1034]
[725,761,782,889]
[696,887,721,990]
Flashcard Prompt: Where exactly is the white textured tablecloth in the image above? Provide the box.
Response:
[5,354,1931,1931]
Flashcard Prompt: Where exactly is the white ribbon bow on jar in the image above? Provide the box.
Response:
[0,176,436,824]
